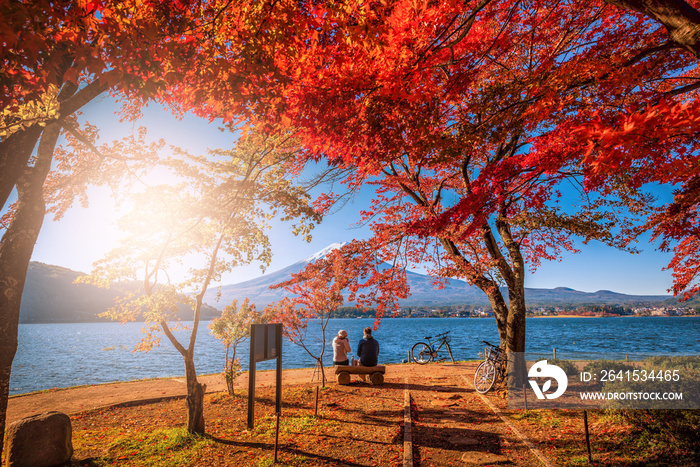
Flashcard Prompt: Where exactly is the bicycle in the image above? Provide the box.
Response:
[411,331,455,364]
[473,340,506,394]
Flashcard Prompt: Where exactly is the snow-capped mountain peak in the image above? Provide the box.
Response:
[303,242,347,263]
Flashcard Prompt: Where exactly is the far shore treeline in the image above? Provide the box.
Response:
[21,261,698,324]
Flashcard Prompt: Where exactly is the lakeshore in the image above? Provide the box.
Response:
[11,316,700,396]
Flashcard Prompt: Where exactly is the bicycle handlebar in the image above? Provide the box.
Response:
[482,340,501,351]
[424,331,451,340]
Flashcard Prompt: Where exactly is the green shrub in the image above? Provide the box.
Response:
[644,355,700,371]
[606,409,700,457]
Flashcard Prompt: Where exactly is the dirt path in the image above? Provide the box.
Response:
[8,366,338,424]
[406,364,549,466]
[7,363,447,424]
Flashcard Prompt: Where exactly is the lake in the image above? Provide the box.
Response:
[10,316,700,395]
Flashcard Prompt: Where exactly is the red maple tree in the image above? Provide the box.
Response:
[191,0,699,383]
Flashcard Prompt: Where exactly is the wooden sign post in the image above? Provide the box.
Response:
[247,323,283,463]
[247,323,283,429]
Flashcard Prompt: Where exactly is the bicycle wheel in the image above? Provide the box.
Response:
[474,361,497,394]
[411,342,432,364]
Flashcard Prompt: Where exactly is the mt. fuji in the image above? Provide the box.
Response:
[201,242,365,308]
[202,243,671,310]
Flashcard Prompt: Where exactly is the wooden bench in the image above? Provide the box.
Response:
[334,364,386,385]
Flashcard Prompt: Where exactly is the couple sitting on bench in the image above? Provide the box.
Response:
[333,327,379,368]
[333,327,384,384]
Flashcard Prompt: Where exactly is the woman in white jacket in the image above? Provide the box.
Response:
[332,330,351,366]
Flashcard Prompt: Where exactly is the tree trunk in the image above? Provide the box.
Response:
[605,0,700,57]
[439,237,510,346]
[319,322,328,387]
[184,356,206,434]
[0,125,43,211]
[506,288,528,388]
[160,320,206,434]
[0,79,100,458]
[318,357,327,388]
[0,121,60,459]
[496,214,528,389]
[225,345,235,396]
[0,78,83,212]
[487,293,508,346]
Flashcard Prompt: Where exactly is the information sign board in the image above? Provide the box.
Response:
[247,323,283,429]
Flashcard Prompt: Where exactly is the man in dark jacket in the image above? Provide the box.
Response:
[357,327,379,367]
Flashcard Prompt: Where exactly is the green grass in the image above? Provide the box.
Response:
[566,456,591,466]
[251,413,339,437]
[96,427,214,466]
[254,456,311,467]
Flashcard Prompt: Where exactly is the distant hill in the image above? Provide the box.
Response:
[20,250,674,323]
[20,263,117,323]
[518,287,671,307]
[203,244,672,309]
[20,262,218,323]
[663,294,698,307]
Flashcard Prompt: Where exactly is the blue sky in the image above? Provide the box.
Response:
[28,96,676,296]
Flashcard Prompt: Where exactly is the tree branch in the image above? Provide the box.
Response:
[61,119,127,161]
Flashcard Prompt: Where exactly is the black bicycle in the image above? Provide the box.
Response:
[411,331,455,364]
[474,340,506,393]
